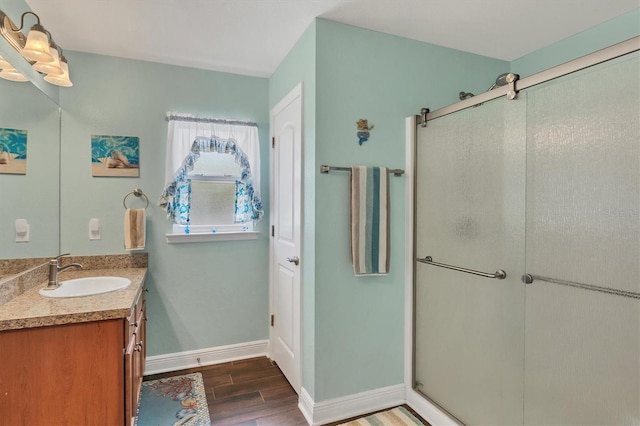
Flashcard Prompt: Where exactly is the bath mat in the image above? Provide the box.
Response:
[136,372,211,426]
[338,406,425,425]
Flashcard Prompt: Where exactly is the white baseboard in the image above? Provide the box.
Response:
[405,387,461,426]
[298,387,315,425]
[299,384,406,426]
[144,339,269,375]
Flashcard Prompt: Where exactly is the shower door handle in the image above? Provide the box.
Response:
[416,256,507,280]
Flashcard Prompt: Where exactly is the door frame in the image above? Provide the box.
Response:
[269,82,303,392]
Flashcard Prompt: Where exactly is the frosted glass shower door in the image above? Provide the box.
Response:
[524,54,640,425]
[414,97,526,425]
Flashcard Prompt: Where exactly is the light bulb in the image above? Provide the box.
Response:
[0,67,28,82]
[33,45,63,76]
[44,58,72,87]
[21,25,53,63]
[0,55,13,69]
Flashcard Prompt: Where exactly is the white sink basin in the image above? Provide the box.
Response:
[39,276,132,298]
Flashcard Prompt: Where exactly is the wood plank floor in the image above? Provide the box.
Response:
[144,357,307,426]
[144,356,428,425]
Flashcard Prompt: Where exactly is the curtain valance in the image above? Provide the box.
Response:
[160,113,263,225]
[163,113,260,195]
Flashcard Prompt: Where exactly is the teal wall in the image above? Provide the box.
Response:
[269,18,508,402]
[313,19,507,401]
[59,52,271,356]
[512,9,640,77]
[269,21,318,398]
[268,12,638,403]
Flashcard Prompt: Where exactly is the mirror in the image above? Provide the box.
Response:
[0,66,60,267]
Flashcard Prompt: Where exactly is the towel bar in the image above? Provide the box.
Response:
[320,165,405,176]
[123,188,150,210]
[417,256,506,279]
[524,274,640,299]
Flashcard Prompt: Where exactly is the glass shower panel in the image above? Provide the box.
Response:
[414,97,526,425]
[524,54,640,425]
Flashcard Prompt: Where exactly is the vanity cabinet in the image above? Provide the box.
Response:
[125,285,146,426]
[0,284,146,426]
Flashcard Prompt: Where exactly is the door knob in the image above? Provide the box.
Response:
[286,256,300,266]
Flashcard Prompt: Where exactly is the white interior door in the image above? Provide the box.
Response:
[270,83,302,393]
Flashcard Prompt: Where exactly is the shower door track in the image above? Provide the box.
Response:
[417,36,639,124]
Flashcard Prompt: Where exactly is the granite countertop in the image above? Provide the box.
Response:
[0,268,147,332]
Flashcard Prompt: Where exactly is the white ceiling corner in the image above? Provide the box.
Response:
[23,0,640,78]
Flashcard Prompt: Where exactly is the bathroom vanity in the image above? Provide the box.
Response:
[0,258,147,426]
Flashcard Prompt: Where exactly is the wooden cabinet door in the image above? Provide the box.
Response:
[132,303,145,412]
[0,320,124,426]
[126,288,146,426]
[125,336,136,426]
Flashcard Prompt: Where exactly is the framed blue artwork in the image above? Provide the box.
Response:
[91,135,140,177]
[0,128,27,175]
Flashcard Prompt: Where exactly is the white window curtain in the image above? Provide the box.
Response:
[164,113,261,194]
[161,113,262,224]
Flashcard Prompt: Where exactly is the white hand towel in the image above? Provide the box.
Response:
[124,208,145,250]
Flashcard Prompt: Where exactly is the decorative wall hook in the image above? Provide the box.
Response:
[356,119,374,145]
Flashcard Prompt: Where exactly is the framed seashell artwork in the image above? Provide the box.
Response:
[0,128,27,175]
[91,134,140,177]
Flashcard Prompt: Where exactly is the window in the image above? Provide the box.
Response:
[160,114,263,243]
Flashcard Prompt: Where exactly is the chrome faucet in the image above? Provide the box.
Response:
[44,253,83,290]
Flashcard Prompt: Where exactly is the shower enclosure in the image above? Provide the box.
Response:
[412,39,639,425]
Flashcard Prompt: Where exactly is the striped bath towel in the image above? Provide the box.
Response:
[351,166,390,275]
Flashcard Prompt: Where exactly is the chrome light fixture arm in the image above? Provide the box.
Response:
[0,11,49,50]
[0,10,27,52]
[0,8,72,86]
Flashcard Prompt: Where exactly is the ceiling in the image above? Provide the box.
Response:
[24,0,640,78]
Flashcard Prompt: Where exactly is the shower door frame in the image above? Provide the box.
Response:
[403,35,640,426]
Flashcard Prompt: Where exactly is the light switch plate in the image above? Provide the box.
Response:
[15,219,29,242]
[89,218,101,240]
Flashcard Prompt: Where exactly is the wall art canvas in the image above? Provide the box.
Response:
[0,128,27,175]
[91,135,140,177]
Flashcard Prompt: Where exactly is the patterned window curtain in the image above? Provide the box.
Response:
[160,138,263,224]
[174,182,192,225]
[160,114,263,225]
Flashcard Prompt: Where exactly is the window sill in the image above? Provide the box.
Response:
[166,231,259,243]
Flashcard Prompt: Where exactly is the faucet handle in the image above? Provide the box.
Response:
[50,253,71,266]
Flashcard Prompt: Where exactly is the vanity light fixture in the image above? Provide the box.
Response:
[31,40,62,76]
[0,54,28,82]
[0,67,29,82]
[0,54,11,68]
[0,9,72,87]
[44,54,72,87]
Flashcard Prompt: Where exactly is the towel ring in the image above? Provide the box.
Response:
[123,188,149,210]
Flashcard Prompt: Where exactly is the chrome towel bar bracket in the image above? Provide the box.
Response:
[417,256,506,280]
